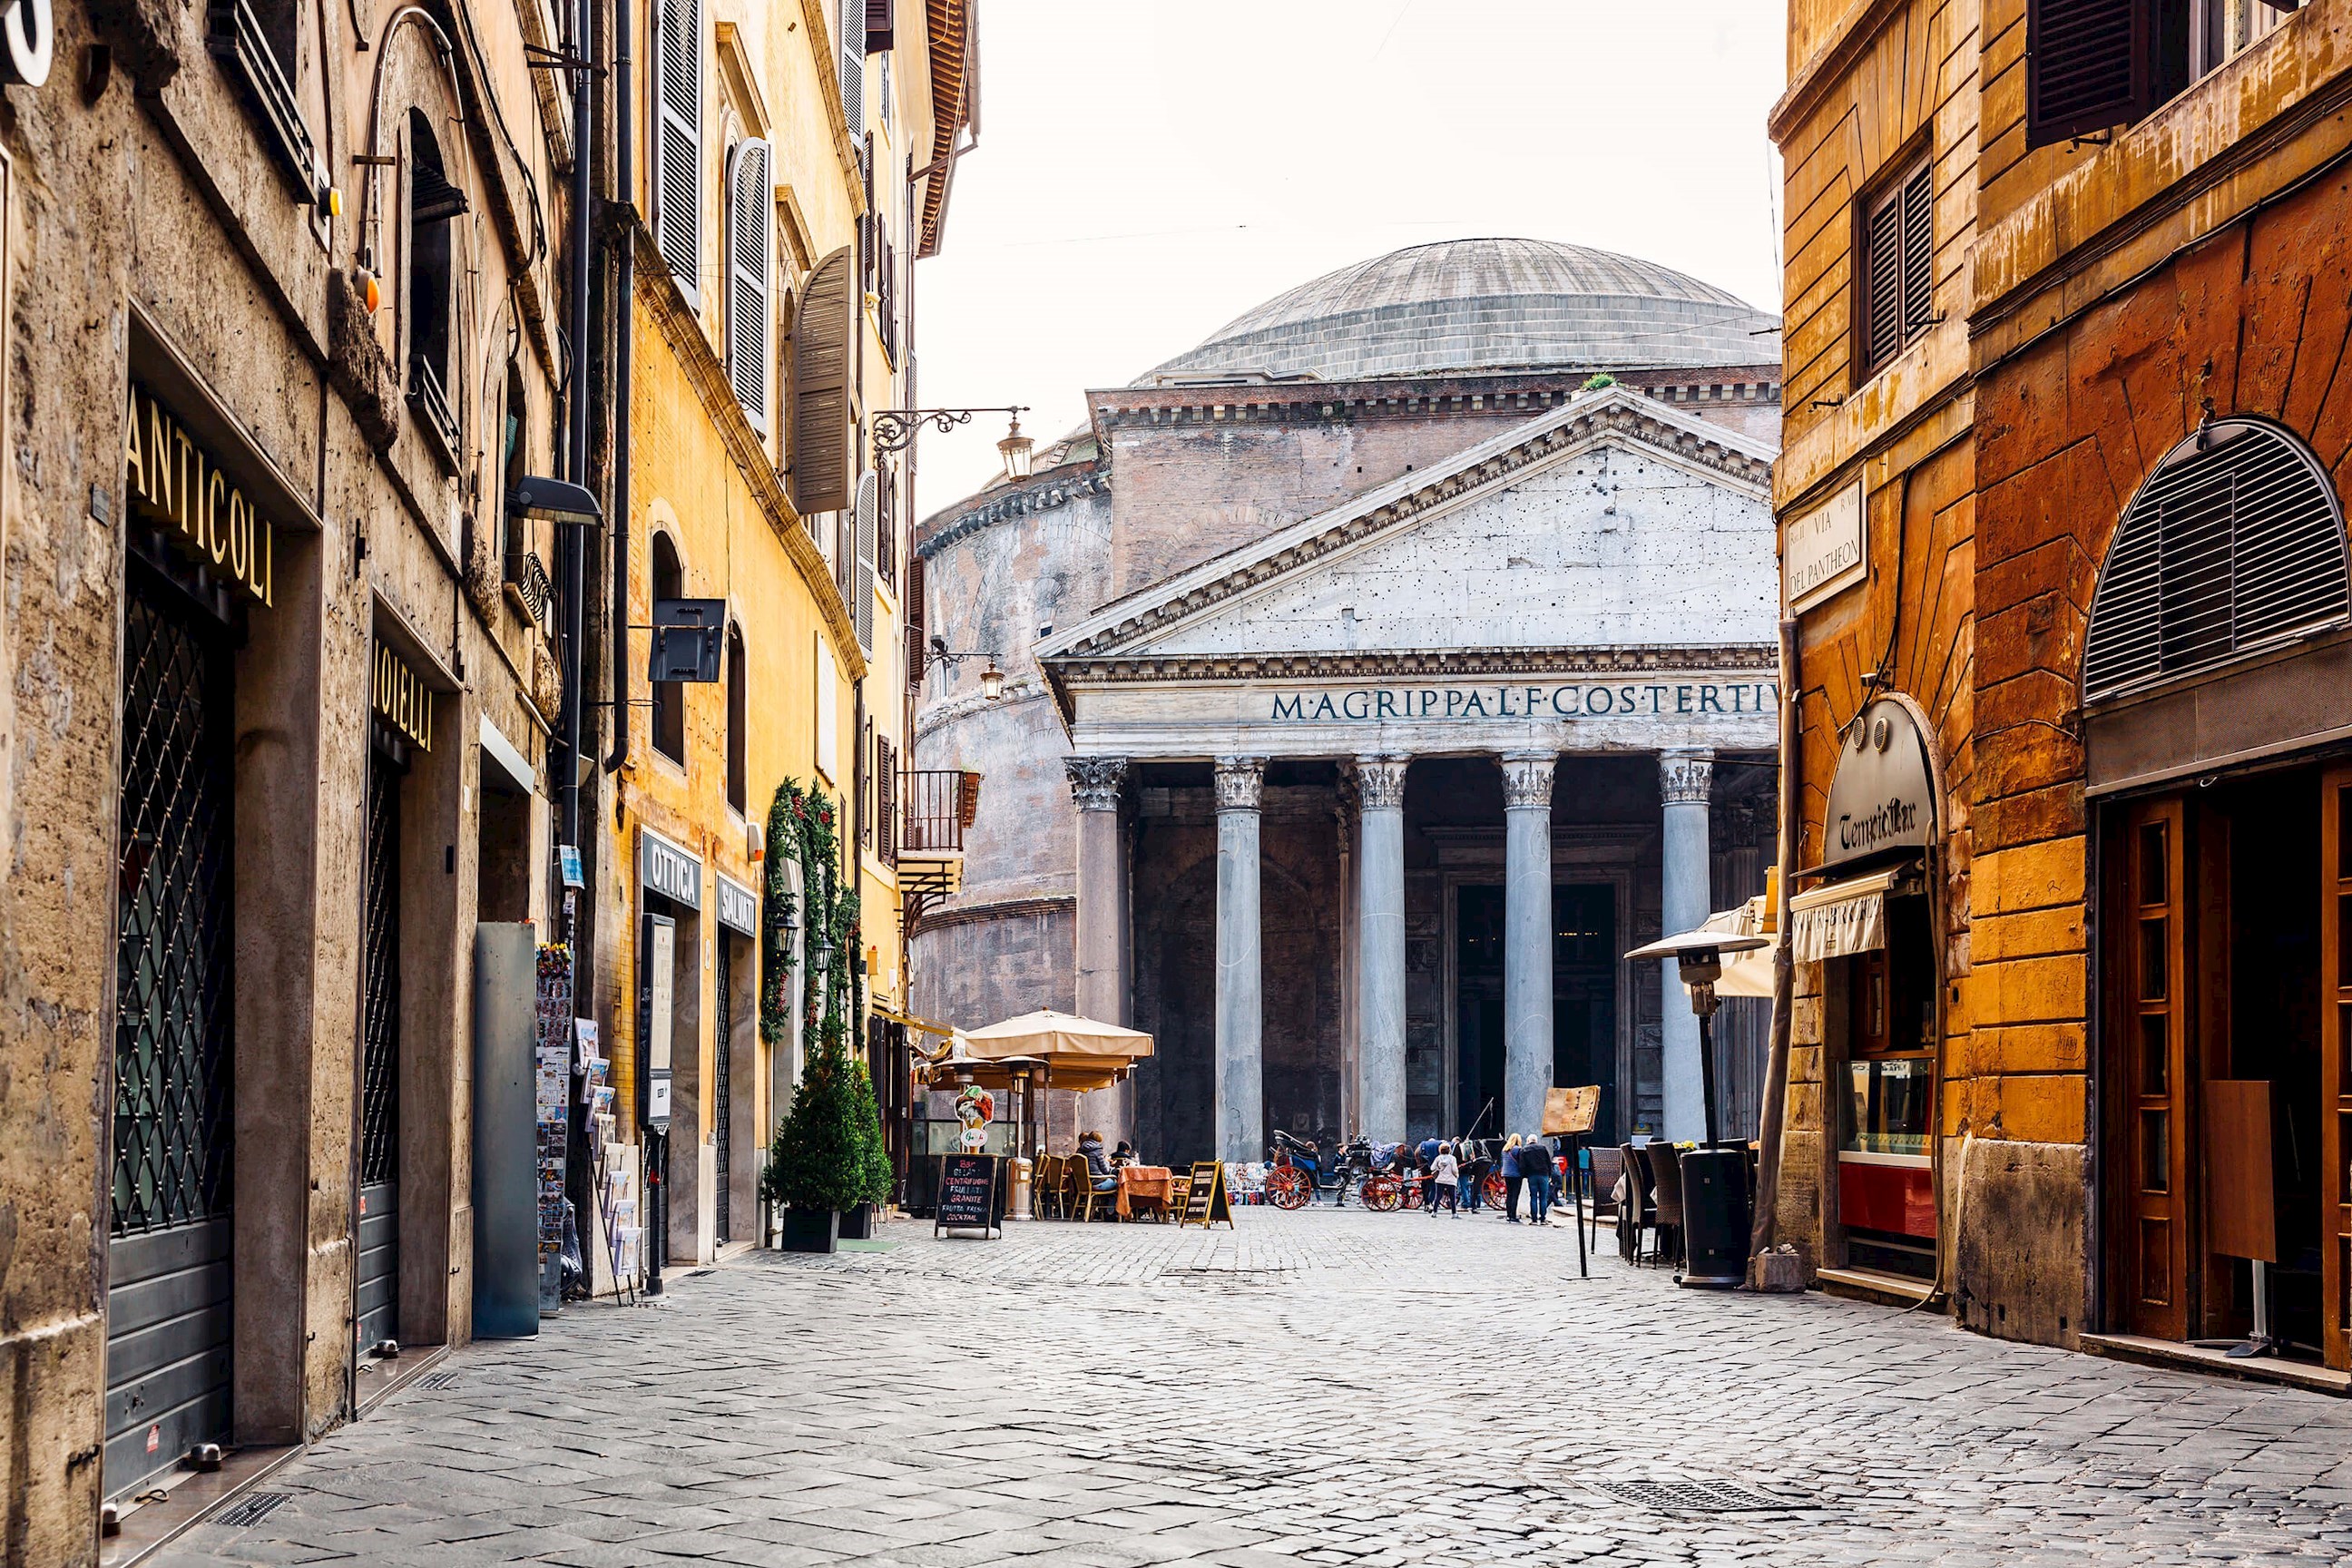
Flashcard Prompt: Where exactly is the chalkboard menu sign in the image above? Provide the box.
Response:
[1179,1161,1233,1229]
[934,1153,1002,1239]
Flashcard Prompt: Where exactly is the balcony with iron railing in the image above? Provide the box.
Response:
[897,768,980,930]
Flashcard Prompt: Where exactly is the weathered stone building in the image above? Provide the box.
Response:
[0,0,585,1556]
[914,240,1785,1161]
[1768,0,2352,1384]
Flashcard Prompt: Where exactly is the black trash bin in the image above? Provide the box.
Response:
[1678,1147,1750,1289]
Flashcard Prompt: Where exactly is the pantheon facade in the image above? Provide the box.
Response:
[914,240,1782,1160]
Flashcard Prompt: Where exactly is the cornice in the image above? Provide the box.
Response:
[1048,644,1778,688]
[1048,398,1774,662]
[915,462,1110,558]
[915,672,1049,739]
[1768,0,1906,144]
[1089,368,1782,435]
[910,892,1074,935]
[633,226,867,681]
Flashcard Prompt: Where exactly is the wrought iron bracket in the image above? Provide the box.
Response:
[870,406,1024,459]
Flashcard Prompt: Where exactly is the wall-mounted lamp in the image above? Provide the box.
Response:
[509,475,603,529]
[871,407,1033,485]
[928,635,1005,701]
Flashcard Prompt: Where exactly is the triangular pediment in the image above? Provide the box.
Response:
[1036,387,1776,671]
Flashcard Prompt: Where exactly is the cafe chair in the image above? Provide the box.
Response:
[1648,1145,1687,1270]
[1034,1154,1063,1220]
[1616,1142,1653,1263]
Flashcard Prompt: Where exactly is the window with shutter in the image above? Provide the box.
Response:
[876,736,896,863]
[853,472,877,652]
[1858,156,1935,377]
[725,139,771,432]
[865,0,893,52]
[788,247,854,514]
[652,0,703,302]
[2025,0,2144,149]
[838,0,865,133]
[2082,420,2351,701]
[876,460,897,588]
[904,553,926,688]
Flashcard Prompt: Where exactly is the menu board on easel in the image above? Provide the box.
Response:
[935,1153,1002,1239]
[1179,1161,1233,1229]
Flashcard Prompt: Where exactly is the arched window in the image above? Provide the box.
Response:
[725,625,748,813]
[406,110,465,447]
[652,533,686,762]
[2083,420,2351,703]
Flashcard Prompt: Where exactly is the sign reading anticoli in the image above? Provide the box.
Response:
[123,382,277,607]
[1786,477,1866,612]
[1267,680,1779,723]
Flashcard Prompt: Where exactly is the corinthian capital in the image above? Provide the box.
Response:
[1354,754,1408,811]
[1499,750,1555,811]
[1212,755,1266,813]
[1660,748,1715,806]
[1063,754,1128,812]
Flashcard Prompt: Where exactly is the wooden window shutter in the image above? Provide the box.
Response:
[904,553,926,687]
[725,139,771,432]
[865,0,893,52]
[788,246,853,514]
[853,471,877,652]
[876,735,896,863]
[876,460,897,587]
[838,0,865,132]
[1861,190,1904,372]
[1899,163,1934,340]
[652,0,703,301]
[2025,0,2144,150]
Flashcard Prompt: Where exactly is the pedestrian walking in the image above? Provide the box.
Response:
[1428,1142,1460,1214]
[1522,1134,1555,1224]
[1416,1133,1443,1209]
[1454,1139,1479,1212]
[1500,1133,1524,1222]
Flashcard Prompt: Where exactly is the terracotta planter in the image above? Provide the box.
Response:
[777,1208,838,1254]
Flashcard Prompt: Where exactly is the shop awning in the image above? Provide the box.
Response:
[872,1004,956,1037]
[1788,868,1901,963]
[1685,897,1777,1000]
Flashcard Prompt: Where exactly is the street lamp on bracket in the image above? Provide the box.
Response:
[869,406,1034,484]
[928,636,1004,701]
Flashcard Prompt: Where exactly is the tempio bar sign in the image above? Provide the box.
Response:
[122,382,277,608]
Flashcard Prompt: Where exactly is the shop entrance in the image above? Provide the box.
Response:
[105,564,237,1495]
[355,740,404,1349]
[2103,765,2352,1367]
[712,932,732,1247]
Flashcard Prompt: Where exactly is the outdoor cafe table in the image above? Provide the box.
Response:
[1116,1165,1173,1220]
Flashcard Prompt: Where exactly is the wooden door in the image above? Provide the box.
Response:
[2121,799,2190,1342]
[2321,768,2352,1371]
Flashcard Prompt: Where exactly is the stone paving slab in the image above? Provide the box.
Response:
[152,1208,2352,1566]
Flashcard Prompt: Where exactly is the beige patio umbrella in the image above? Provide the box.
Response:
[950,1010,1155,1154]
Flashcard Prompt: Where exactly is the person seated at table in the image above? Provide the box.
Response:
[1076,1130,1118,1192]
[1111,1140,1140,1169]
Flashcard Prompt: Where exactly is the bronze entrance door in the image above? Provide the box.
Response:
[2116,798,2190,1342]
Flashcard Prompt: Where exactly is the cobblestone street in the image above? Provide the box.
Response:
[157,1209,2352,1568]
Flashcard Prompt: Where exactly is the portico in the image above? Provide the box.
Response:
[1038,387,1780,1161]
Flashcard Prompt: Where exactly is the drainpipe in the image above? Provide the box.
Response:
[559,0,594,860]
[1750,617,1799,1266]
[603,0,633,777]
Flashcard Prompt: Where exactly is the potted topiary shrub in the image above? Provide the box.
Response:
[836,1054,897,1240]
[760,1037,867,1252]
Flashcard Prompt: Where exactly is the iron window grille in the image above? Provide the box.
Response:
[2082,419,2351,702]
[408,357,461,466]
[359,751,402,1189]
[208,0,323,205]
[112,575,236,1236]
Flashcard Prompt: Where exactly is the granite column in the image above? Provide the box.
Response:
[1213,757,1266,1164]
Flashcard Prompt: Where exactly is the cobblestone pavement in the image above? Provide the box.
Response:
[159,1207,2352,1567]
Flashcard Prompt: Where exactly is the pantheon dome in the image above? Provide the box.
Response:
[1140,237,1780,385]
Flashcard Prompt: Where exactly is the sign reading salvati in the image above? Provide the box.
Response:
[1818,696,1936,872]
[123,382,277,607]
[1266,678,1779,723]
[373,644,434,751]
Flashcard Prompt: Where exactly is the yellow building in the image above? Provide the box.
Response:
[598,0,975,1269]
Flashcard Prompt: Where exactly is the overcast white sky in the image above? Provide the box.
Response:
[906,1,1788,517]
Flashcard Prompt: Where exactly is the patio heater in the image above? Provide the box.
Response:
[1625,928,1769,1290]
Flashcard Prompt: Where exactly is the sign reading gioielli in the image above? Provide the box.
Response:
[123,382,277,607]
[373,643,434,751]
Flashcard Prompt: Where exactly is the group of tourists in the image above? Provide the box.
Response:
[1409,1132,1562,1221]
[1073,1130,1141,1195]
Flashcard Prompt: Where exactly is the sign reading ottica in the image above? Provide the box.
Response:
[1818,697,1936,872]
[123,382,278,607]
[1787,477,1867,612]
[640,828,702,909]
[1266,678,1779,723]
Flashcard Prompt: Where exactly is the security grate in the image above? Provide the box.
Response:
[2083,420,2351,702]
[211,1492,290,1529]
[1593,1479,1811,1514]
[112,579,235,1236]
[359,752,401,1187]
[712,934,731,1246]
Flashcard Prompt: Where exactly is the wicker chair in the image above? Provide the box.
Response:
[1616,1142,1654,1262]
[1647,1144,1686,1270]
[1034,1154,1063,1220]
